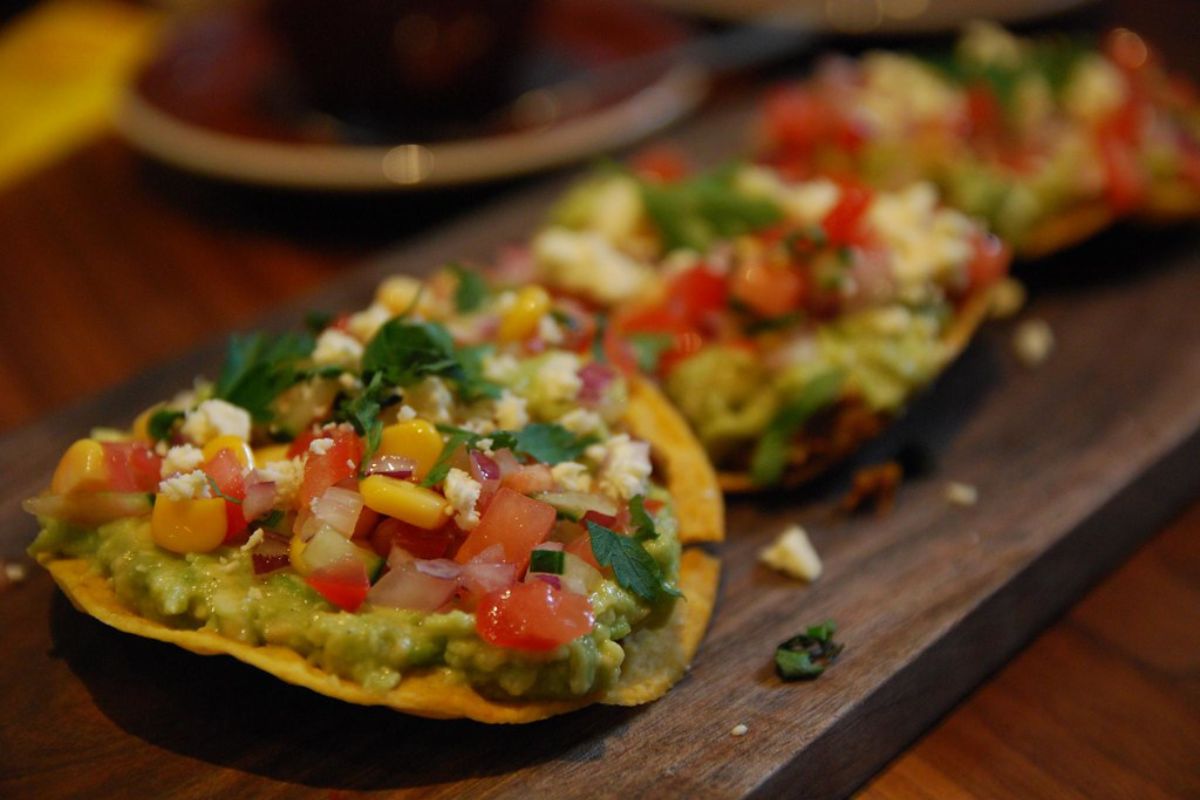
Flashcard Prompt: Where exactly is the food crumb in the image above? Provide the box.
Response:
[759,525,822,582]
[4,561,27,583]
[1013,319,1054,366]
[989,277,1027,319]
[730,723,749,737]
[945,481,979,507]
[241,529,265,552]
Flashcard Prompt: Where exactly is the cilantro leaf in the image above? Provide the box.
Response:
[455,344,502,403]
[626,333,674,373]
[586,520,680,603]
[639,165,783,252]
[420,429,474,487]
[449,263,488,313]
[775,620,843,681]
[628,495,657,541]
[147,409,184,442]
[750,370,844,487]
[362,319,459,386]
[303,310,334,336]
[334,372,387,465]
[215,332,315,423]
[205,475,242,505]
[512,423,591,465]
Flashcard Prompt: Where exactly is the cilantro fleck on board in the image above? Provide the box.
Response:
[775,620,844,681]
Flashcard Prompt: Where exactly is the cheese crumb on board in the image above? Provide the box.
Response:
[730,724,749,737]
[945,481,979,507]
[1013,319,1054,366]
[989,277,1027,319]
[759,524,822,582]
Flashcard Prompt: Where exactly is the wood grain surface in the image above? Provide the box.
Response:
[2,2,1199,797]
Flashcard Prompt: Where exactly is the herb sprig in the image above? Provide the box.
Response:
[775,620,843,680]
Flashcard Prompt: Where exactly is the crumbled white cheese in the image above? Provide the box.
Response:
[255,457,305,506]
[345,302,392,342]
[557,408,604,437]
[730,723,749,737]
[338,373,363,391]
[312,328,364,370]
[759,524,822,582]
[867,182,975,295]
[482,352,520,384]
[957,20,1024,69]
[533,227,656,305]
[406,377,455,423]
[531,352,583,408]
[550,461,593,493]
[396,404,418,421]
[475,437,495,455]
[493,390,530,431]
[240,529,265,552]
[536,314,565,345]
[246,586,263,601]
[181,399,251,445]
[160,444,205,478]
[1064,55,1129,124]
[734,166,840,225]
[595,434,652,501]
[1013,318,1054,366]
[444,468,482,530]
[945,481,979,507]
[308,437,334,456]
[158,469,213,501]
[858,52,959,135]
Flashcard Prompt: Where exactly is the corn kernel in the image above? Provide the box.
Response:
[202,435,253,467]
[252,443,290,466]
[51,439,109,495]
[376,275,423,314]
[359,475,449,529]
[498,285,551,342]
[378,419,444,480]
[151,496,227,554]
[131,404,164,443]
[289,534,309,574]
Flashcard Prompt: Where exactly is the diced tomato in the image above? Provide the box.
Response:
[305,557,369,612]
[372,516,457,560]
[821,181,874,246]
[965,83,1003,140]
[454,488,556,570]
[204,448,249,543]
[668,266,728,325]
[476,581,594,652]
[1097,131,1146,213]
[564,533,602,571]
[286,429,319,459]
[967,233,1010,289]
[729,259,806,319]
[101,442,163,492]
[617,306,705,375]
[502,463,555,495]
[630,144,690,183]
[763,86,828,153]
[1104,28,1152,75]
[294,427,365,531]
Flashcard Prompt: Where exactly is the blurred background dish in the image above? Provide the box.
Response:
[116,0,709,190]
[644,0,1096,34]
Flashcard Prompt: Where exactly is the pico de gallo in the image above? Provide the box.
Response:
[757,23,1200,251]
[528,158,1009,485]
[26,272,686,700]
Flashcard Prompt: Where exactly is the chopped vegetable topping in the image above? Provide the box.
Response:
[775,620,844,680]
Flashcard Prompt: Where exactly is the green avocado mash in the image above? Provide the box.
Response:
[29,506,682,700]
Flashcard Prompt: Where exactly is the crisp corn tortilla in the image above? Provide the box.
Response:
[717,283,998,492]
[37,380,724,723]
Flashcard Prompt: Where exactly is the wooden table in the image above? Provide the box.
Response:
[1,2,1198,797]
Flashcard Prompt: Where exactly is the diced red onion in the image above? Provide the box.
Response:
[362,453,416,480]
[367,564,457,611]
[469,450,500,482]
[415,559,462,580]
[241,480,277,522]
[469,543,506,564]
[577,362,616,407]
[252,553,290,575]
[492,449,522,477]
[532,541,564,552]
[387,545,416,569]
[531,574,562,590]
[491,244,536,283]
[311,486,363,538]
[460,561,517,595]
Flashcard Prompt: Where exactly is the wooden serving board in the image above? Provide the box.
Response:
[2,105,1200,799]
